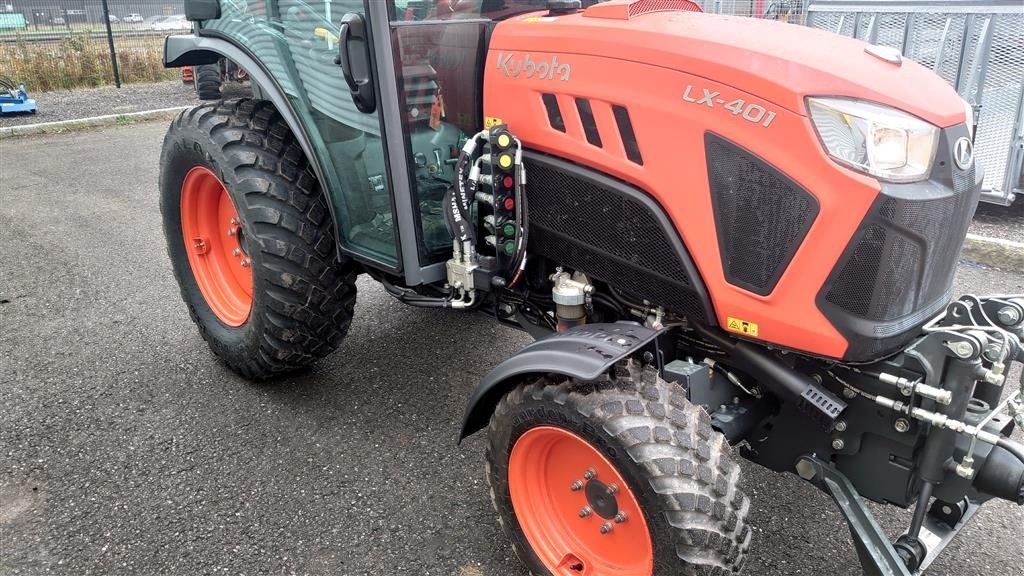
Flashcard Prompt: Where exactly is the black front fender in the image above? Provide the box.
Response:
[458,322,660,441]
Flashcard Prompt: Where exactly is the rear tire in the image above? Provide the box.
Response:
[160,99,357,380]
[195,63,222,100]
[486,360,752,575]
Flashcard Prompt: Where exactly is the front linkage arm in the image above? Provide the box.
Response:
[797,456,913,576]
[797,456,985,576]
[801,294,1024,575]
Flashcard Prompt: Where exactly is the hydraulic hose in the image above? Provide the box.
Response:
[377,275,453,308]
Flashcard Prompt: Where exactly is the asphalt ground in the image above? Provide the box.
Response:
[1,121,1022,576]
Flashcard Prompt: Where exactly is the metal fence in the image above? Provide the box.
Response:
[0,0,186,90]
[696,0,806,21]
[805,0,1023,205]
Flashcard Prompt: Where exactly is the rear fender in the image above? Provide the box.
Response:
[164,34,339,257]
[458,322,660,441]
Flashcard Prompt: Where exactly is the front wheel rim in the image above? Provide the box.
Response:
[508,426,654,576]
[180,166,253,327]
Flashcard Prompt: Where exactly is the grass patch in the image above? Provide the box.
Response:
[0,32,177,91]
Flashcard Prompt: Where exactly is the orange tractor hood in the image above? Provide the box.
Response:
[490,6,965,127]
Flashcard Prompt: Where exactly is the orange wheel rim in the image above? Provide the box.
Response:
[180,166,253,326]
[509,426,654,576]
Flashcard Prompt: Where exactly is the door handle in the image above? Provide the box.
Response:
[335,21,357,92]
[335,12,376,114]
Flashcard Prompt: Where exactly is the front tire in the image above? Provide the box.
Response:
[160,99,357,380]
[486,361,752,575]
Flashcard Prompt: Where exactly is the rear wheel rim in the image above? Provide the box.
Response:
[509,426,654,576]
[180,166,252,327]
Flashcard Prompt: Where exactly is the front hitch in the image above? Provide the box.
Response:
[796,456,988,576]
[806,294,1024,574]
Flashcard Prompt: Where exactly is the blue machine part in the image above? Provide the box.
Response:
[0,83,38,115]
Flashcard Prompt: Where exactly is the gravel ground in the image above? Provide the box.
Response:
[0,80,249,128]
[1,121,1022,576]
[971,202,1024,244]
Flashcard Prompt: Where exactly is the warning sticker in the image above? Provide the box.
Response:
[484,116,504,129]
[726,317,759,338]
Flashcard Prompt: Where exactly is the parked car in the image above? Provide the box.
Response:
[51,16,65,25]
[123,13,143,23]
[107,14,119,23]
[151,14,190,31]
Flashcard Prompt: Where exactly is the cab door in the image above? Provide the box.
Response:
[201,0,403,269]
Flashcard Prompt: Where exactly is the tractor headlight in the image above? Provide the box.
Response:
[807,97,939,183]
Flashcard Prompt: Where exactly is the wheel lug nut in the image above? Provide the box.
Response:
[578,506,592,518]
[614,512,627,523]
[599,522,613,534]
[230,217,240,225]
[606,483,619,495]
[240,258,251,268]
[583,468,596,480]
[570,480,583,492]
[232,248,241,257]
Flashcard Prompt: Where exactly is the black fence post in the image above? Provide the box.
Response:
[100,0,122,87]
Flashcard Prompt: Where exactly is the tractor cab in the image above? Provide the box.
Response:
[171,0,548,282]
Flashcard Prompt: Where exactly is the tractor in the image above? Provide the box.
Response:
[159,1,1024,574]
[181,58,251,100]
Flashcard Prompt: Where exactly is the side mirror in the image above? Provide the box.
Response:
[185,0,221,21]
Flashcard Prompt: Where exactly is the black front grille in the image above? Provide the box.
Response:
[825,171,974,326]
[705,133,819,295]
[818,125,980,362]
[524,153,713,323]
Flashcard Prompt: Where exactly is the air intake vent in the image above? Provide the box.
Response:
[613,105,643,165]
[541,93,565,132]
[705,133,818,296]
[524,152,714,323]
[575,98,602,147]
[584,0,702,19]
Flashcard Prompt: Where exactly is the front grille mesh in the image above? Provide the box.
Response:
[706,134,818,295]
[824,164,976,354]
[525,158,707,322]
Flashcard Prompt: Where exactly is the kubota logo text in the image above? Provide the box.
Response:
[496,53,571,81]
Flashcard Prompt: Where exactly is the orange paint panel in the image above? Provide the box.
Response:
[485,40,899,358]
[489,10,965,127]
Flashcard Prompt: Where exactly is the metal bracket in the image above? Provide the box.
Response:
[900,501,979,574]
[796,456,913,576]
